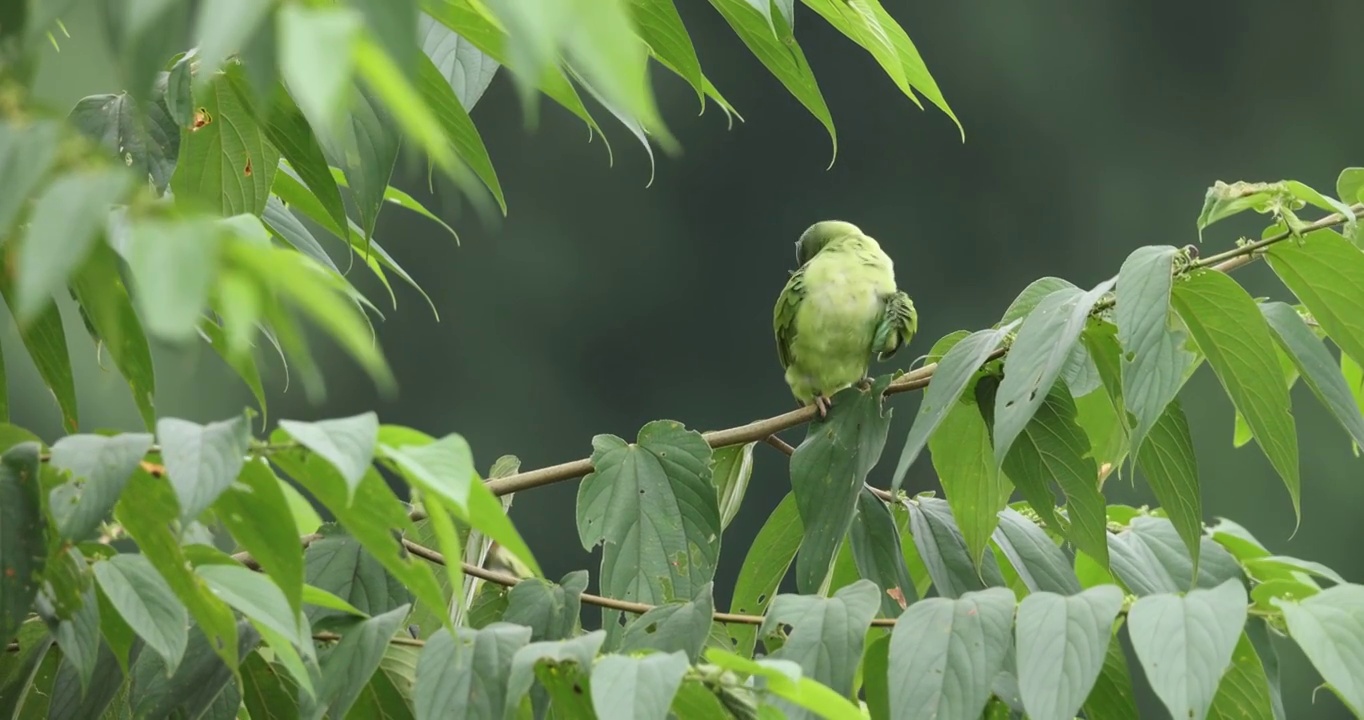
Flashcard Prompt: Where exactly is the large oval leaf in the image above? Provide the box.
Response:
[1014,585,1124,720]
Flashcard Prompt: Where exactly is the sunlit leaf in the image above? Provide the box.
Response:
[930,380,1009,569]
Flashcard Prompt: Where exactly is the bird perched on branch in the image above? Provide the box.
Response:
[773,220,918,418]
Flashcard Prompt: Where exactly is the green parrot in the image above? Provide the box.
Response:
[773,220,918,418]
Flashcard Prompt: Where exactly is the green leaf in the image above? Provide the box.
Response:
[850,489,917,615]
[277,5,361,142]
[627,0,703,105]
[0,443,43,643]
[704,648,863,720]
[991,506,1082,595]
[997,381,1110,568]
[114,470,240,669]
[761,580,880,699]
[197,563,313,697]
[274,447,447,626]
[330,165,463,244]
[1265,229,1364,371]
[706,0,834,161]
[1339,168,1364,205]
[304,525,412,621]
[711,441,755,530]
[621,583,713,662]
[213,458,304,615]
[302,604,409,720]
[413,35,506,213]
[280,412,379,498]
[1276,583,1364,714]
[14,168,132,321]
[92,554,188,673]
[129,617,253,719]
[66,91,178,195]
[157,414,251,522]
[930,381,1010,569]
[1245,554,1347,586]
[1207,632,1277,720]
[502,571,587,642]
[461,473,541,578]
[504,632,606,715]
[888,587,1017,720]
[1108,516,1243,596]
[591,651,689,720]
[1171,269,1301,521]
[0,271,77,431]
[54,584,101,696]
[48,639,125,720]
[345,0,418,74]
[281,476,324,535]
[327,82,400,245]
[790,378,893,593]
[727,492,801,656]
[417,12,499,111]
[171,74,279,216]
[1127,578,1248,720]
[576,420,719,627]
[1135,399,1203,573]
[192,0,273,81]
[1116,245,1195,453]
[1081,630,1140,720]
[893,325,1014,491]
[1261,301,1364,450]
[0,120,59,237]
[263,195,339,274]
[241,652,302,720]
[906,496,1005,598]
[126,215,222,342]
[994,279,1115,465]
[415,622,530,720]
[380,432,474,511]
[68,244,157,429]
[1014,585,1124,720]
[48,432,153,542]
[1195,181,1290,238]
[1285,180,1358,236]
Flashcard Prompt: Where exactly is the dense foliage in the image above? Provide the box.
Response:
[2,1,1363,719]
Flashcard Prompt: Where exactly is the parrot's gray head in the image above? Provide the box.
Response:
[795,220,862,266]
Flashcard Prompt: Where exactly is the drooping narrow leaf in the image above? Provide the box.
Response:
[789,378,893,593]
[1207,631,1277,720]
[850,489,917,615]
[1135,399,1202,572]
[991,507,1081,595]
[591,651,690,720]
[888,587,1017,720]
[0,443,45,642]
[728,492,802,656]
[1276,583,1364,715]
[1261,300,1364,450]
[906,496,1005,598]
[930,382,1010,569]
[706,0,835,160]
[0,120,60,237]
[892,324,1014,490]
[48,432,153,542]
[0,271,77,431]
[1127,579,1248,720]
[627,0,703,105]
[1171,269,1301,521]
[1116,245,1195,453]
[1014,586,1124,720]
[67,244,157,429]
[994,279,1115,465]
[213,458,304,615]
[576,419,720,635]
[413,36,506,213]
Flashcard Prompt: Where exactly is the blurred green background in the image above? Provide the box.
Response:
[25,1,1364,715]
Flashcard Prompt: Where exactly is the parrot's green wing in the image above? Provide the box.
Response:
[773,267,806,370]
[873,291,918,361]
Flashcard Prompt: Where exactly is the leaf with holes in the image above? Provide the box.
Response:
[171,74,279,215]
[761,580,880,701]
[1116,245,1195,454]
[48,432,153,542]
[621,582,713,662]
[1,444,45,643]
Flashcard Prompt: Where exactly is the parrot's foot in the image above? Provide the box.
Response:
[855,376,873,391]
[813,395,831,419]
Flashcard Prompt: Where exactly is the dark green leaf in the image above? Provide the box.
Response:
[171,74,279,216]
[198,316,269,421]
[130,620,259,719]
[1081,630,1139,720]
[241,651,302,720]
[888,588,1017,720]
[1262,299,1364,449]
[993,279,1115,465]
[280,412,378,498]
[157,414,251,522]
[790,378,893,593]
[303,604,410,720]
[991,507,1081,595]
[1135,399,1203,573]
[591,651,689,720]
[415,622,530,720]
[727,492,801,656]
[52,584,100,696]
[850,489,917,615]
[503,571,587,642]
[0,119,59,236]
[998,382,1110,568]
[930,382,1009,569]
[711,441,755,530]
[48,639,126,720]
[114,470,241,669]
[0,443,44,642]
[621,582,713,662]
[48,432,152,543]
[1108,516,1242,596]
[0,623,54,718]
[92,554,187,673]
[1171,269,1301,520]
[67,91,178,195]
[214,459,305,615]
[1207,631,1276,720]
[1127,579,1247,720]
[1116,245,1195,453]
[906,496,1005,598]
[892,325,1014,490]
[1014,585,1124,720]
[68,244,157,429]
[1276,583,1364,714]
[706,0,834,159]
[762,580,879,701]
[0,270,77,431]
[576,419,719,631]
[504,632,607,718]
[327,83,399,244]
[704,648,863,720]
[304,525,413,623]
